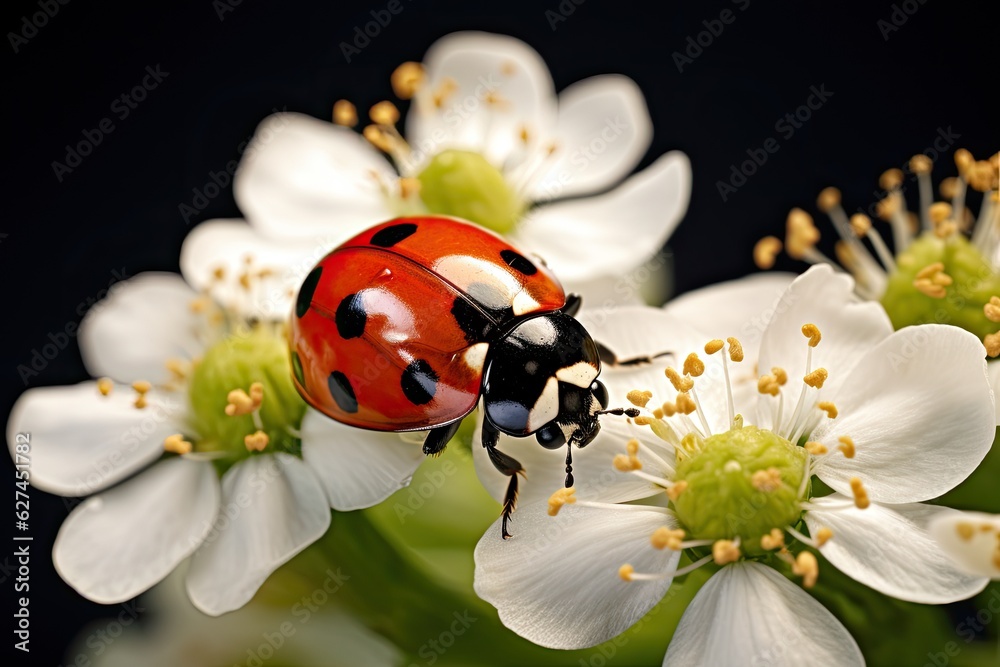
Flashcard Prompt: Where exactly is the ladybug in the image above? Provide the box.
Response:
[289,216,650,538]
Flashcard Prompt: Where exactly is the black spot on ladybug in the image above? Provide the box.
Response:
[500,249,537,276]
[296,266,323,318]
[335,292,367,339]
[328,371,358,413]
[291,351,305,387]
[401,359,438,405]
[370,223,417,248]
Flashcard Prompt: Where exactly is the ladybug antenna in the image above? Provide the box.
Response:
[596,407,641,418]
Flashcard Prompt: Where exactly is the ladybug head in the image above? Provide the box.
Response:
[532,379,610,450]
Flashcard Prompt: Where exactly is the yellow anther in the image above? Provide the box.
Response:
[726,338,744,362]
[761,528,785,551]
[675,392,697,415]
[785,208,820,260]
[390,61,425,99]
[666,480,688,501]
[96,378,113,396]
[816,187,841,212]
[752,467,784,492]
[683,353,705,378]
[132,380,151,394]
[804,441,828,455]
[769,367,787,386]
[547,487,576,517]
[754,236,783,269]
[652,408,664,419]
[849,477,870,509]
[618,564,635,582]
[651,527,685,550]
[801,323,822,347]
[613,454,642,472]
[163,434,193,455]
[399,177,421,199]
[879,168,904,190]
[705,339,724,355]
[955,522,975,541]
[165,358,187,380]
[954,148,974,173]
[664,367,694,392]
[518,125,530,144]
[792,551,819,588]
[757,374,780,397]
[332,99,357,126]
[940,177,960,200]
[933,219,958,239]
[484,90,508,107]
[244,430,269,452]
[627,390,653,408]
[431,77,458,108]
[985,333,1000,358]
[369,100,400,126]
[661,401,677,418]
[928,202,953,224]
[238,272,251,290]
[837,435,856,459]
[362,125,393,153]
[968,161,997,192]
[712,540,741,565]
[803,368,828,389]
[626,439,640,457]
[984,297,1000,323]
[225,388,255,416]
[914,279,947,299]
[909,154,933,175]
[849,214,872,237]
[817,401,838,418]
[633,415,654,426]
[875,195,899,221]
[134,395,147,409]
[212,266,226,281]
[815,527,833,546]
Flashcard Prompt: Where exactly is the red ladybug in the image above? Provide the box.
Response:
[290,216,645,537]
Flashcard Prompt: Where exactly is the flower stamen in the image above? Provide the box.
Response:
[792,551,819,588]
[547,487,577,516]
[849,477,870,509]
[163,434,193,455]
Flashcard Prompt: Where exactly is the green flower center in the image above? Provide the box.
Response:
[417,149,523,233]
[880,231,1000,339]
[672,425,807,556]
[187,326,306,461]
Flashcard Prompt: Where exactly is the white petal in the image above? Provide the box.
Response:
[300,408,424,511]
[186,454,331,615]
[806,495,989,603]
[927,511,1000,579]
[78,273,204,384]
[6,383,186,496]
[234,113,396,241]
[513,152,690,284]
[988,360,1000,424]
[474,501,679,649]
[529,75,652,202]
[663,562,863,667]
[406,31,557,167]
[53,458,219,603]
[812,325,994,503]
[180,219,335,320]
[756,264,893,407]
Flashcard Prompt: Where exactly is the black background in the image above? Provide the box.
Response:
[3,1,996,665]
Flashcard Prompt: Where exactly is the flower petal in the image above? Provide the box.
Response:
[186,454,331,615]
[234,113,395,241]
[512,152,691,285]
[78,273,204,385]
[806,495,989,603]
[406,31,557,167]
[812,325,994,503]
[663,562,863,667]
[180,219,334,320]
[53,458,219,603]
[529,75,652,202]
[988,360,1000,424]
[474,501,679,649]
[756,264,893,408]
[301,408,424,511]
[6,382,186,496]
[927,510,1000,579]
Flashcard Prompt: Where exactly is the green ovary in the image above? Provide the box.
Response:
[417,150,523,233]
[188,326,306,459]
[880,232,1000,339]
[673,425,807,556]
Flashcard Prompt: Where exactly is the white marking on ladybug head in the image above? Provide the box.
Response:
[555,361,599,388]
[512,290,541,316]
[462,342,489,372]
[527,376,560,431]
[518,316,558,346]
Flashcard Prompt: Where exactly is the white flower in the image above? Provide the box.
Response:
[221,31,690,303]
[473,265,995,664]
[928,511,1000,579]
[6,241,424,616]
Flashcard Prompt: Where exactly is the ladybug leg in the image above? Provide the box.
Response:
[482,420,524,540]
[595,340,673,367]
[561,293,583,317]
[422,421,461,456]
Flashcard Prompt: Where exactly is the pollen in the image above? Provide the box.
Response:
[212,266,226,281]
[132,380,152,394]
[618,564,635,582]
[399,177,421,199]
[712,539,741,565]
[785,208,820,260]
[633,415,654,426]
[613,454,642,472]
[627,390,653,408]
[333,99,357,127]
[165,358,188,380]
[849,214,872,237]
[432,77,458,109]
[984,332,1000,358]
[683,353,705,377]
[661,401,677,417]
[547,487,577,516]
[955,522,975,541]
[96,378,113,396]
[816,186,841,213]
[652,408,664,419]
[804,441,828,455]
[801,323,822,347]
[391,61,425,99]
[815,527,833,546]
[754,236,783,269]
[792,551,819,588]
[914,278,948,299]
[909,154,933,175]
[705,339,724,355]
[757,374,780,396]
[837,435,856,459]
[163,434,193,455]
[666,480,688,501]
[751,467,783,492]
[983,296,1000,323]
[664,367,694,392]
[803,368,828,389]
[760,528,785,551]
[675,392,697,415]
[369,100,400,126]
[362,125,393,153]
[627,439,640,457]
[879,168,904,190]
[651,527,685,550]
[849,477,870,509]
[189,296,211,313]
[726,338,744,362]
[225,383,263,417]
[928,202,953,225]
[244,430,269,452]
[817,401,838,418]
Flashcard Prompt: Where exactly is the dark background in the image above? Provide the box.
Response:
[3,1,996,665]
